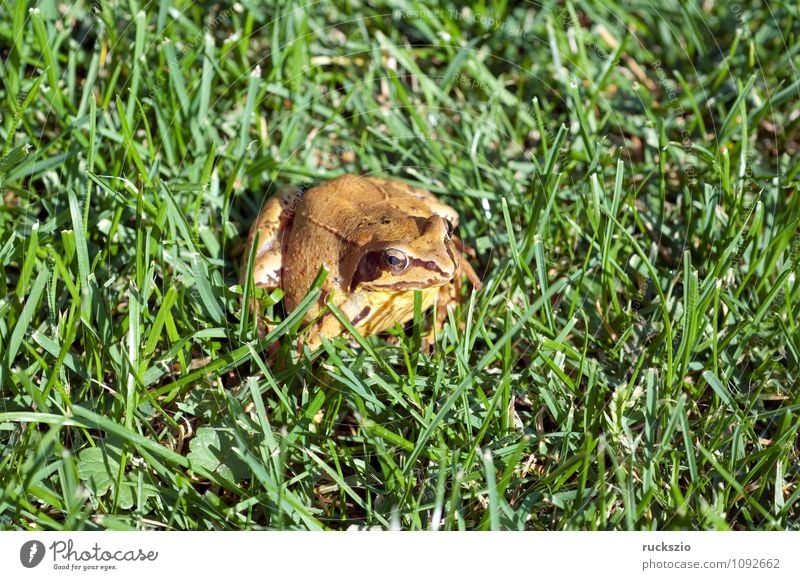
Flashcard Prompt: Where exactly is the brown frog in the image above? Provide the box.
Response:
[240,174,481,348]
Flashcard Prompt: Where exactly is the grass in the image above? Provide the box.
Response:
[0,0,798,530]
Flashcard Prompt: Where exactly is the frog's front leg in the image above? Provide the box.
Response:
[452,235,482,290]
[426,253,483,349]
[300,292,371,351]
[420,282,460,350]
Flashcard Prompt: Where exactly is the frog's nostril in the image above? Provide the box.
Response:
[444,219,455,237]
[421,216,449,237]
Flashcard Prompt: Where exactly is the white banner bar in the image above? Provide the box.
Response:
[2,531,798,579]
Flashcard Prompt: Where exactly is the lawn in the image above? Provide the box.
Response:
[0,0,798,530]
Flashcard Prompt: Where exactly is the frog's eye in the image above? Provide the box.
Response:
[444,218,455,237]
[382,249,409,272]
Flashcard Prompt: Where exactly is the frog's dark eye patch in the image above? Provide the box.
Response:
[352,252,380,289]
[444,218,455,237]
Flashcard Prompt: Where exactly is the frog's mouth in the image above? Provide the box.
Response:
[351,254,456,292]
[363,278,452,292]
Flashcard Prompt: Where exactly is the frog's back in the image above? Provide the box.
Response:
[300,174,405,213]
[297,175,385,231]
[299,174,456,242]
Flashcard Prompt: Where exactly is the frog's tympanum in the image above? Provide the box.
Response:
[241,174,481,348]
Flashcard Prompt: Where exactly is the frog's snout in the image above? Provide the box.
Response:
[421,215,450,239]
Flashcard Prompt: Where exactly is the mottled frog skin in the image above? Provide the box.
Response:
[241,174,480,348]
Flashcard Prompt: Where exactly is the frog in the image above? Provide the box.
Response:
[240,174,481,349]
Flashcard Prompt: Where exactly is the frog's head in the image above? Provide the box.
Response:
[347,214,459,292]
